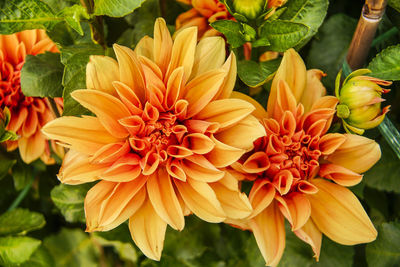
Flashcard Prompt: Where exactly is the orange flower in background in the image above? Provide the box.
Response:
[230,49,380,266]
[43,18,266,260]
[176,0,232,38]
[0,29,63,164]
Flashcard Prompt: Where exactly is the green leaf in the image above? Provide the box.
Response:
[389,0,400,13]
[211,20,247,48]
[280,0,329,48]
[61,44,104,116]
[368,45,400,80]
[364,138,400,193]
[20,52,64,98]
[51,183,92,223]
[11,161,34,191]
[0,153,16,181]
[0,131,19,143]
[366,222,400,267]
[0,236,41,266]
[259,20,309,52]
[0,0,89,35]
[93,0,146,17]
[307,13,357,90]
[21,245,54,267]
[44,228,99,267]
[0,208,45,236]
[238,58,281,87]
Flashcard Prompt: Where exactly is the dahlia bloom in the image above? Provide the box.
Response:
[176,0,232,38]
[42,18,266,260]
[230,49,380,266]
[0,29,63,164]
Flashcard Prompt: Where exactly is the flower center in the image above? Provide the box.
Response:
[0,60,34,111]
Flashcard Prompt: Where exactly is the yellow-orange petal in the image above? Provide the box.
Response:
[319,164,363,187]
[215,115,266,151]
[268,48,307,117]
[300,69,327,112]
[181,155,225,182]
[59,150,109,184]
[308,178,377,245]
[276,192,311,231]
[182,133,215,154]
[147,168,185,230]
[134,36,154,60]
[153,18,173,74]
[129,197,167,261]
[249,179,275,218]
[190,36,225,79]
[165,26,197,83]
[214,52,237,100]
[18,131,45,164]
[249,202,285,267]
[206,135,246,168]
[230,91,268,120]
[86,55,119,96]
[211,181,252,220]
[71,89,130,138]
[175,178,226,222]
[195,98,255,130]
[100,154,142,182]
[90,141,130,164]
[113,44,146,102]
[42,116,120,155]
[271,80,297,120]
[165,67,184,109]
[319,133,346,155]
[327,134,381,173]
[184,69,226,118]
[293,218,322,261]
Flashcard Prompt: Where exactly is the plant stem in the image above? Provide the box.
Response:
[80,0,106,49]
[7,174,34,212]
[346,0,388,70]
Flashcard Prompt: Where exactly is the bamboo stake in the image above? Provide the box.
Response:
[346,0,388,69]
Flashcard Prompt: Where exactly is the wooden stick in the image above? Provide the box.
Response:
[346,0,388,70]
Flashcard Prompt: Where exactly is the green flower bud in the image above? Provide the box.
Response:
[233,0,265,19]
[335,69,391,135]
[0,107,18,143]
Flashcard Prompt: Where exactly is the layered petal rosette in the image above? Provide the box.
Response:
[0,30,63,163]
[230,49,380,266]
[42,18,265,260]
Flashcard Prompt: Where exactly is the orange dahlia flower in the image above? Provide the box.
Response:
[0,29,63,164]
[230,49,380,266]
[42,18,266,260]
[176,0,232,38]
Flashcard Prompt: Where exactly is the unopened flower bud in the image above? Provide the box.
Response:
[233,0,265,20]
[0,107,18,143]
[335,69,391,135]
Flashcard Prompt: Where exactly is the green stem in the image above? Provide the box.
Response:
[378,117,400,160]
[7,175,34,212]
[371,27,399,47]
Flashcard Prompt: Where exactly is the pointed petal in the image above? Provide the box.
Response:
[249,202,285,267]
[215,115,266,151]
[327,134,381,173]
[249,179,275,218]
[18,131,45,164]
[300,69,327,112]
[268,48,307,116]
[294,219,322,261]
[230,91,267,120]
[164,67,184,109]
[134,36,154,60]
[276,193,311,231]
[175,178,226,222]
[182,133,215,154]
[184,70,226,118]
[153,18,173,74]
[113,44,146,102]
[214,52,237,100]
[100,153,142,182]
[195,98,255,130]
[270,80,297,120]
[190,36,225,79]
[319,164,363,187]
[86,55,119,95]
[147,168,185,230]
[42,116,120,155]
[206,135,246,168]
[308,178,377,245]
[211,178,252,220]
[166,26,197,83]
[71,89,130,138]
[181,155,225,182]
[59,150,109,184]
[319,133,346,155]
[129,197,167,261]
